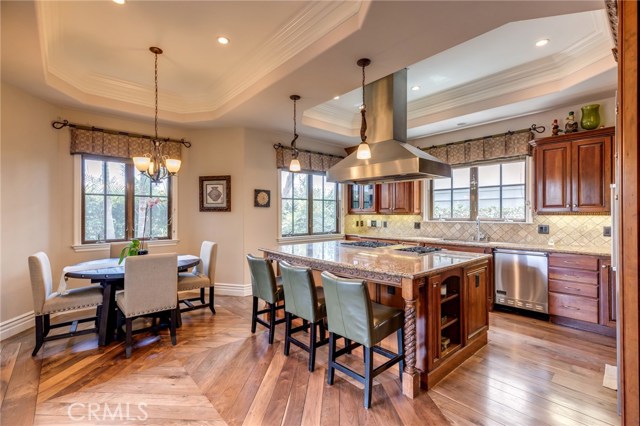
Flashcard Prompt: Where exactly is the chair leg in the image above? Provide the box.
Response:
[284,312,292,356]
[309,321,317,372]
[125,318,133,359]
[209,286,216,314]
[170,309,177,346]
[397,328,404,383]
[364,346,374,409]
[200,287,206,304]
[268,303,276,345]
[302,319,309,332]
[345,338,352,354]
[43,314,51,336]
[251,297,258,334]
[32,316,44,356]
[319,318,326,341]
[327,332,336,385]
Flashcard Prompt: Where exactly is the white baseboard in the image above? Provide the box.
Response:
[0,311,34,341]
[216,282,252,297]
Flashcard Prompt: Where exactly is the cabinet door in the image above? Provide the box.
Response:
[392,182,413,213]
[348,185,361,213]
[465,265,488,341]
[412,181,422,214]
[377,183,393,213]
[599,258,616,327]
[361,184,377,212]
[426,275,442,371]
[536,142,572,213]
[572,137,612,213]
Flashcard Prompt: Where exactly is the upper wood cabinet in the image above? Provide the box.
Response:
[377,181,422,214]
[347,184,376,214]
[534,127,614,214]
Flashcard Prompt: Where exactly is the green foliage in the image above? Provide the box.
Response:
[118,239,141,265]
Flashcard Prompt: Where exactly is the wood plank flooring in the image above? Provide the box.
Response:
[0,296,619,425]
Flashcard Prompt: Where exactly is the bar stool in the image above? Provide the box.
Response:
[321,271,405,409]
[279,261,329,372]
[246,255,285,344]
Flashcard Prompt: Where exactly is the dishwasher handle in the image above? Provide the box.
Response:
[494,249,548,257]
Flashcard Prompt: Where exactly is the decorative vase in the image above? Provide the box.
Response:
[137,249,149,255]
[580,104,600,130]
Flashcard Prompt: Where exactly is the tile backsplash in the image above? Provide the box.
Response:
[344,214,611,247]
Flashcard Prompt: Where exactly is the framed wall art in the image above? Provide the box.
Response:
[254,189,271,208]
[199,175,231,212]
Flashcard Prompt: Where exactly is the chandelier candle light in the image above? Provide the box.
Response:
[356,58,372,160]
[289,94,302,172]
[132,47,182,183]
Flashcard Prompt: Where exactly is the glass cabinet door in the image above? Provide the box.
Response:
[350,185,361,211]
[362,184,375,210]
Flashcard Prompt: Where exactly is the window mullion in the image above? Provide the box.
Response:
[126,164,134,240]
[307,176,313,235]
[470,167,478,221]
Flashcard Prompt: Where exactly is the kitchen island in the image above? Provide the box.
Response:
[260,240,492,399]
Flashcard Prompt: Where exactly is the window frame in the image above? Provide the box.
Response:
[278,170,341,239]
[429,158,529,222]
[79,154,173,244]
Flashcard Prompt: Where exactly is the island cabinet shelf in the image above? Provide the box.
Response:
[260,240,492,398]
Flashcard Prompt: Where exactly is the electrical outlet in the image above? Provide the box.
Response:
[354,220,359,227]
[359,220,364,227]
[371,220,377,227]
[414,222,421,230]
[538,224,549,234]
[382,221,388,228]
[603,226,611,237]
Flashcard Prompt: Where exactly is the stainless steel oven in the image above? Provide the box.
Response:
[494,249,548,313]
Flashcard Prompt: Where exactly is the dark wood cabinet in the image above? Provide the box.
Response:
[377,181,421,214]
[464,264,488,341]
[534,127,614,214]
[347,184,376,213]
[599,258,617,328]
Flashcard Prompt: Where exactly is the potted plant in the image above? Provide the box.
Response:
[118,239,141,265]
[117,198,160,264]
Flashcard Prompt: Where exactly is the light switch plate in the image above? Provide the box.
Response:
[538,224,549,234]
[414,222,421,230]
[603,226,611,237]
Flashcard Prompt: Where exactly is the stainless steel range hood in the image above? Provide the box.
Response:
[326,69,451,184]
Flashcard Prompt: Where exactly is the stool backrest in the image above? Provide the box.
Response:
[122,253,177,317]
[321,271,374,347]
[28,252,53,315]
[246,255,279,304]
[280,261,318,322]
[198,241,217,283]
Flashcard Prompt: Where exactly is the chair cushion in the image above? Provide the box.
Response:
[177,272,211,292]
[41,286,103,315]
[116,290,176,318]
[371,302,404,346]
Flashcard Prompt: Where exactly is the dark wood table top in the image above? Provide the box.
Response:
[65,254,200,280]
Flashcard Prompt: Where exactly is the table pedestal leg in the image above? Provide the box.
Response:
[99,282,117,346]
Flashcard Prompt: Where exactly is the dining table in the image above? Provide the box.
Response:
[65,254,200,346]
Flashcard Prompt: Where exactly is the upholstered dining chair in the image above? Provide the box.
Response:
[246,254,285,344]
[279,261,329,372]
[28,252,104,356]
[177,241,217,314]
[117,253,178,358]
[109,242,130,259]
[321,271,405,409]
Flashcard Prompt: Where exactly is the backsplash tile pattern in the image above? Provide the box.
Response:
[345,214,611,247]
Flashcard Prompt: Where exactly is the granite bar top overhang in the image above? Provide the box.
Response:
[259,240,492,284]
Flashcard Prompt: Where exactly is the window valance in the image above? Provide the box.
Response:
[422,129,533,166]
[274,144,343,174]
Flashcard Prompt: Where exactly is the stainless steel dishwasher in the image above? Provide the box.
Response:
[494,249,548,313]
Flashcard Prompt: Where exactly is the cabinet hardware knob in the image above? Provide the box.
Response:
[602,265,608,269]
[561,305,580,310]
[566,204,570,208]
[573,204,577,208]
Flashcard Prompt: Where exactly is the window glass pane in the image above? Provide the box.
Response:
[313,200,323,233]
[324,201,337,232]
[350,185,360,210]
[503,161,526,185]
[105,195,126,239]
[433,201,452,219]
[312,175,324,199]
[281,171,293,198]
[324,180,336,200]
[106,162,126,195]
[452,188,470,218]
[84,159,104,194]
[433,177,451,190]
[135,172,151,196]
[150,198,169,238]
[85,195,105,241]
[362,184,375,209]
[281,200,293,235]
[293,200,308,234]
[133,197,150,239]
[151,179,169,197]
[503,185,526,220]
[452,168,470,189]
[478,186,501,219]
[293,174,308,199]
[478,164,500,187]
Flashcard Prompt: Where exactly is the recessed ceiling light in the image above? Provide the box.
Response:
[411,85,421,91]
[333,96,340,100]
[535,39,549,47]
[113,0,125,4]
[217,36,230,45]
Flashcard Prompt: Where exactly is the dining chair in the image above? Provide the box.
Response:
[109,241,130,259]
[246,254,285,344]
[321,271,405,409]
[177,241,217,314]
[280,261,328,372]
[117,253,179,358]
[28,252,104,356]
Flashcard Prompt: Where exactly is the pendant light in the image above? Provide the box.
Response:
[289,94,301,172]
[132,47,182,183]
[356,58,372,160]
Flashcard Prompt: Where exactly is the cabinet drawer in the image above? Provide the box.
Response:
[549,280,598,298]
[549,267,599,285]
[549,254,599,271]
[549,292,598,323]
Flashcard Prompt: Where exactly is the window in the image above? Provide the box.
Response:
[82,155,172,243]
[280,170,339,237]
[430,159,527,221]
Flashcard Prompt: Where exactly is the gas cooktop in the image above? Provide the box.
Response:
[393,246,442,255]
[340,241,394,248]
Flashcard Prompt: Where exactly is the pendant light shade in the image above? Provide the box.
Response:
[356,142,371,159]
[289,94,301,172]
[356,58,371,160]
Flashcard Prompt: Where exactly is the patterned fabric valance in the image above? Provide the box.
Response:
[70,128,182,160]
[422,130,533,166]
[274,145,343,174]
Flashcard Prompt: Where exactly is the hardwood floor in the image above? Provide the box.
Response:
[0,296,619,425]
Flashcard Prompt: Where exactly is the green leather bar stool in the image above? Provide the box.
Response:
[246,254,286,344]
[280,261,329,372]
[321,271,405,409]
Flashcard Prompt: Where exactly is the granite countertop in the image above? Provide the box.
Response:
[260,240,492,280]
[345,234,610,256]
